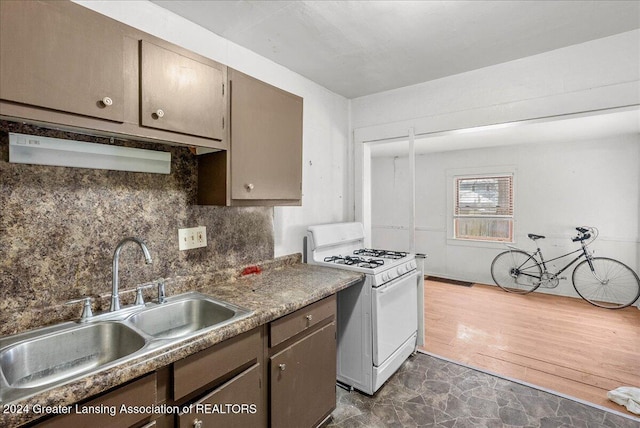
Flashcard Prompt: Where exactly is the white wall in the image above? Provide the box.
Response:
[352,30,639,134]
[371,135,640,299]
[75,0,351,258]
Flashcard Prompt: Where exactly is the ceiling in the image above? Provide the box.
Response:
[370,107,640,157]
[151,1,640,99]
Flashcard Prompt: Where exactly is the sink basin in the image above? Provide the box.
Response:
[126,297,242,339]
[0,322,145,389]
[0,292,252,404]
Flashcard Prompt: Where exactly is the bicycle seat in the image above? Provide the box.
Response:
[528,234,545,240]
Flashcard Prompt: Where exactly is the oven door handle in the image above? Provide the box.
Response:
[377,270,419,294]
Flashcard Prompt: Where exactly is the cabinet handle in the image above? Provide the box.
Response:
[154,109,165,118]
[305,314,313,321]
[279,363,286,371]
[245,183,254,192]
[101,96,113,107]
[193,418,203,428]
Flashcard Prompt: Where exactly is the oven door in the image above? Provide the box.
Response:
[372,270,419,366]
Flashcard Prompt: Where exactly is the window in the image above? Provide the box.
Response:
[454,175,514,242]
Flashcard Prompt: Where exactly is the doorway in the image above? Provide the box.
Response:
[360,106,640,416]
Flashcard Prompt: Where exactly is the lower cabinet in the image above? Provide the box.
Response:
[176,364,262,428]
[270,323,336,428]
[165,328,267,428]
[269,295,337,428]
[28,296,338,428]
[33,373,156,428]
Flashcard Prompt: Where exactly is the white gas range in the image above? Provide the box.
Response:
[306,222,421,395]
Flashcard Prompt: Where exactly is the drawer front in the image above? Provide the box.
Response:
[177,364,263,428]
[173,328,260,401]
[36,373,156,428]
[270,295,336,348]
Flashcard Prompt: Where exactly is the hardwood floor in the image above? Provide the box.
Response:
[419,279,640,417]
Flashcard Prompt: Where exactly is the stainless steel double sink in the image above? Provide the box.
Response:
[0,292,253,403]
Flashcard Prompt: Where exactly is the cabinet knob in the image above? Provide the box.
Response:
[245,183,254,192]
[279,363,286,371]
[193,418,203,428]
[101,96,113,107]
[154,109,165,118]
[305,314,313,321]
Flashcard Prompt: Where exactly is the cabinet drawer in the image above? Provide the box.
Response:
[177,364,263,428]
[36,373,156,428]
[270,295,336,348]
[173,328,260,401]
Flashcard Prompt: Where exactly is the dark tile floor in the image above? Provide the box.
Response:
[327,353,639,428]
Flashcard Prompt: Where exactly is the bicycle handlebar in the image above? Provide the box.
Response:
[576,227,589,234]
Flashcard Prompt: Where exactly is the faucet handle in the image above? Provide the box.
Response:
[156,278,168,304]
[134,282,156,305]
[65,297,94,322]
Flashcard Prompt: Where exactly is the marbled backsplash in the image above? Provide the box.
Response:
[0,120,274,336]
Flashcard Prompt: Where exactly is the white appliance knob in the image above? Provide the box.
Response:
[245,183,254,192]
[155,109,165,118]
[397,267,402,275]
[101,96,113,106]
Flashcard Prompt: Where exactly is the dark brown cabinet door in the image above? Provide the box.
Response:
[229,69,303,201]
[0,0,125,122]
[140,40,224,140]
[35,373,156,428]
[270,322,336,428]
[177,364,264,428]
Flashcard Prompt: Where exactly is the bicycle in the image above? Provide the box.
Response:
[490,226,640,309]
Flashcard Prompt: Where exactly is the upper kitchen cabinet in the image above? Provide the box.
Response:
[198,69,303,206]
[140,40,224,140]
[0,0,227,150]
[0,0,124,122]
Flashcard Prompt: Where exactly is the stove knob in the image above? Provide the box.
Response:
[383,273,389,281]
[397,266,403,275]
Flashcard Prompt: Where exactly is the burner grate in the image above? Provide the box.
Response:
[324,255,384,269]
[353,248,408,260]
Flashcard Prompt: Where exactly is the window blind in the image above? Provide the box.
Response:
[454,175,514,242]
[455,176,513,216]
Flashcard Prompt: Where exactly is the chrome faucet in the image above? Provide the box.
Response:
[111,237,152,312]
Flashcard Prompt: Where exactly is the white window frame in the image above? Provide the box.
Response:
[447,169,515,244]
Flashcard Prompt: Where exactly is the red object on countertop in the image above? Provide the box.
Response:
[242,265,262,276]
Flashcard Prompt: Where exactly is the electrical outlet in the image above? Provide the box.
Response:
[178,226,207,250]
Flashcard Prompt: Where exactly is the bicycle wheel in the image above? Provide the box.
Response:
[572,257,640,309]
[491,250,542,294]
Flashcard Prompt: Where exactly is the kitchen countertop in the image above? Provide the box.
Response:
[1,255,364,427]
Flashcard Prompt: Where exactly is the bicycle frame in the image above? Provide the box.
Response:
[507,241,590,281]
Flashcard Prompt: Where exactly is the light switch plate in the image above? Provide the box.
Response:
[178,226,207,250]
